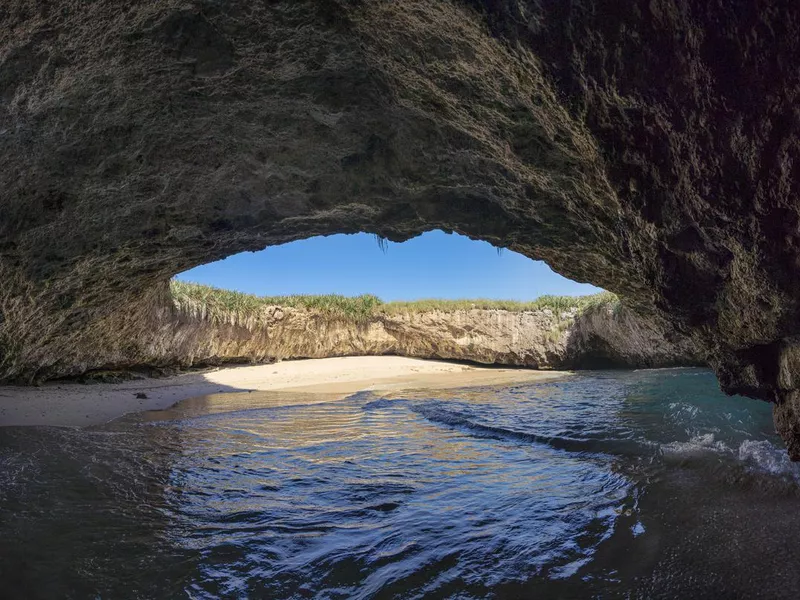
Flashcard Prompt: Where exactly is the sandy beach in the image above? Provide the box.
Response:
[0,356,568,427]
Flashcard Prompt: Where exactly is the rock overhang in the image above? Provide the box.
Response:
[3,0,800,455]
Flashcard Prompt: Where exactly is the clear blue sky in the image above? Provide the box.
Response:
[177,231,603,301]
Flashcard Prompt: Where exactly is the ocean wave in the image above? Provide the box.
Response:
[660,432,731,457]
[361,397,409,411]
[660,433,800,482]
[667,401,699,420]
[412,403,647,456]
[738,439,800,480]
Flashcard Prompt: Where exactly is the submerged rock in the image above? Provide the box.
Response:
[2,2,800,453]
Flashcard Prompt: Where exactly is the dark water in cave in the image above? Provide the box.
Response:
[3,368,800,599]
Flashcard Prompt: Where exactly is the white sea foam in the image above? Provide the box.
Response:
[660,432,800,481]
[667,402,699,419]
[660,432,731,457]
[738,439,800,480]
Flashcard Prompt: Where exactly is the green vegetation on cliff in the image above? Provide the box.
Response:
[380,294,618,314]
[171,280,619,326]
[171,281,383,324]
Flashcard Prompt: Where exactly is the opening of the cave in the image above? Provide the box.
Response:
[176,230,603,300]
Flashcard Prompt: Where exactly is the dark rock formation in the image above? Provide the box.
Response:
[2,2,800,453]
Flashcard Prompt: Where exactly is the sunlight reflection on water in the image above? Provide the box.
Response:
[3,369,800,598]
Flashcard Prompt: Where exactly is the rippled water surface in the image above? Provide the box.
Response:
[3,368,800,599]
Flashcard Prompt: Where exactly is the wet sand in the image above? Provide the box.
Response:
[0,356,568,427]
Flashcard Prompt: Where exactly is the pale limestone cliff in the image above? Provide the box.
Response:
[132,300,701,372]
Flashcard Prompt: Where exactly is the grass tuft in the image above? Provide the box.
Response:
[374,234,389,253]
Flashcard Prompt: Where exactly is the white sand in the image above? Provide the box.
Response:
[0,356,568,427]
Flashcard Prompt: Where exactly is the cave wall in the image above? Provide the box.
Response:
[3,1,800,452]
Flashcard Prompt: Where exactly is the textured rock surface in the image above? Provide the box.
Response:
[128,299,701,372]
[2,2,800,452]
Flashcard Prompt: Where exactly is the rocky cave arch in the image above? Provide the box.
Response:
[3,1,800,455]
[166,233,697,374]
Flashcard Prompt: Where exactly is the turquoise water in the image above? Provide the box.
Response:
[2,368,800,598]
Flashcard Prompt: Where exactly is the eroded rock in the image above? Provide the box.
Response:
[2,1,800,453]
[130,297,701,371]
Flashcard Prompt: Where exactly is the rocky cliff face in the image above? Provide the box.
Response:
[132,300,701,372]
[2,2,800,454]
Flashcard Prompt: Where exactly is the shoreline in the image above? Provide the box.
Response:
[0,356,569,427]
